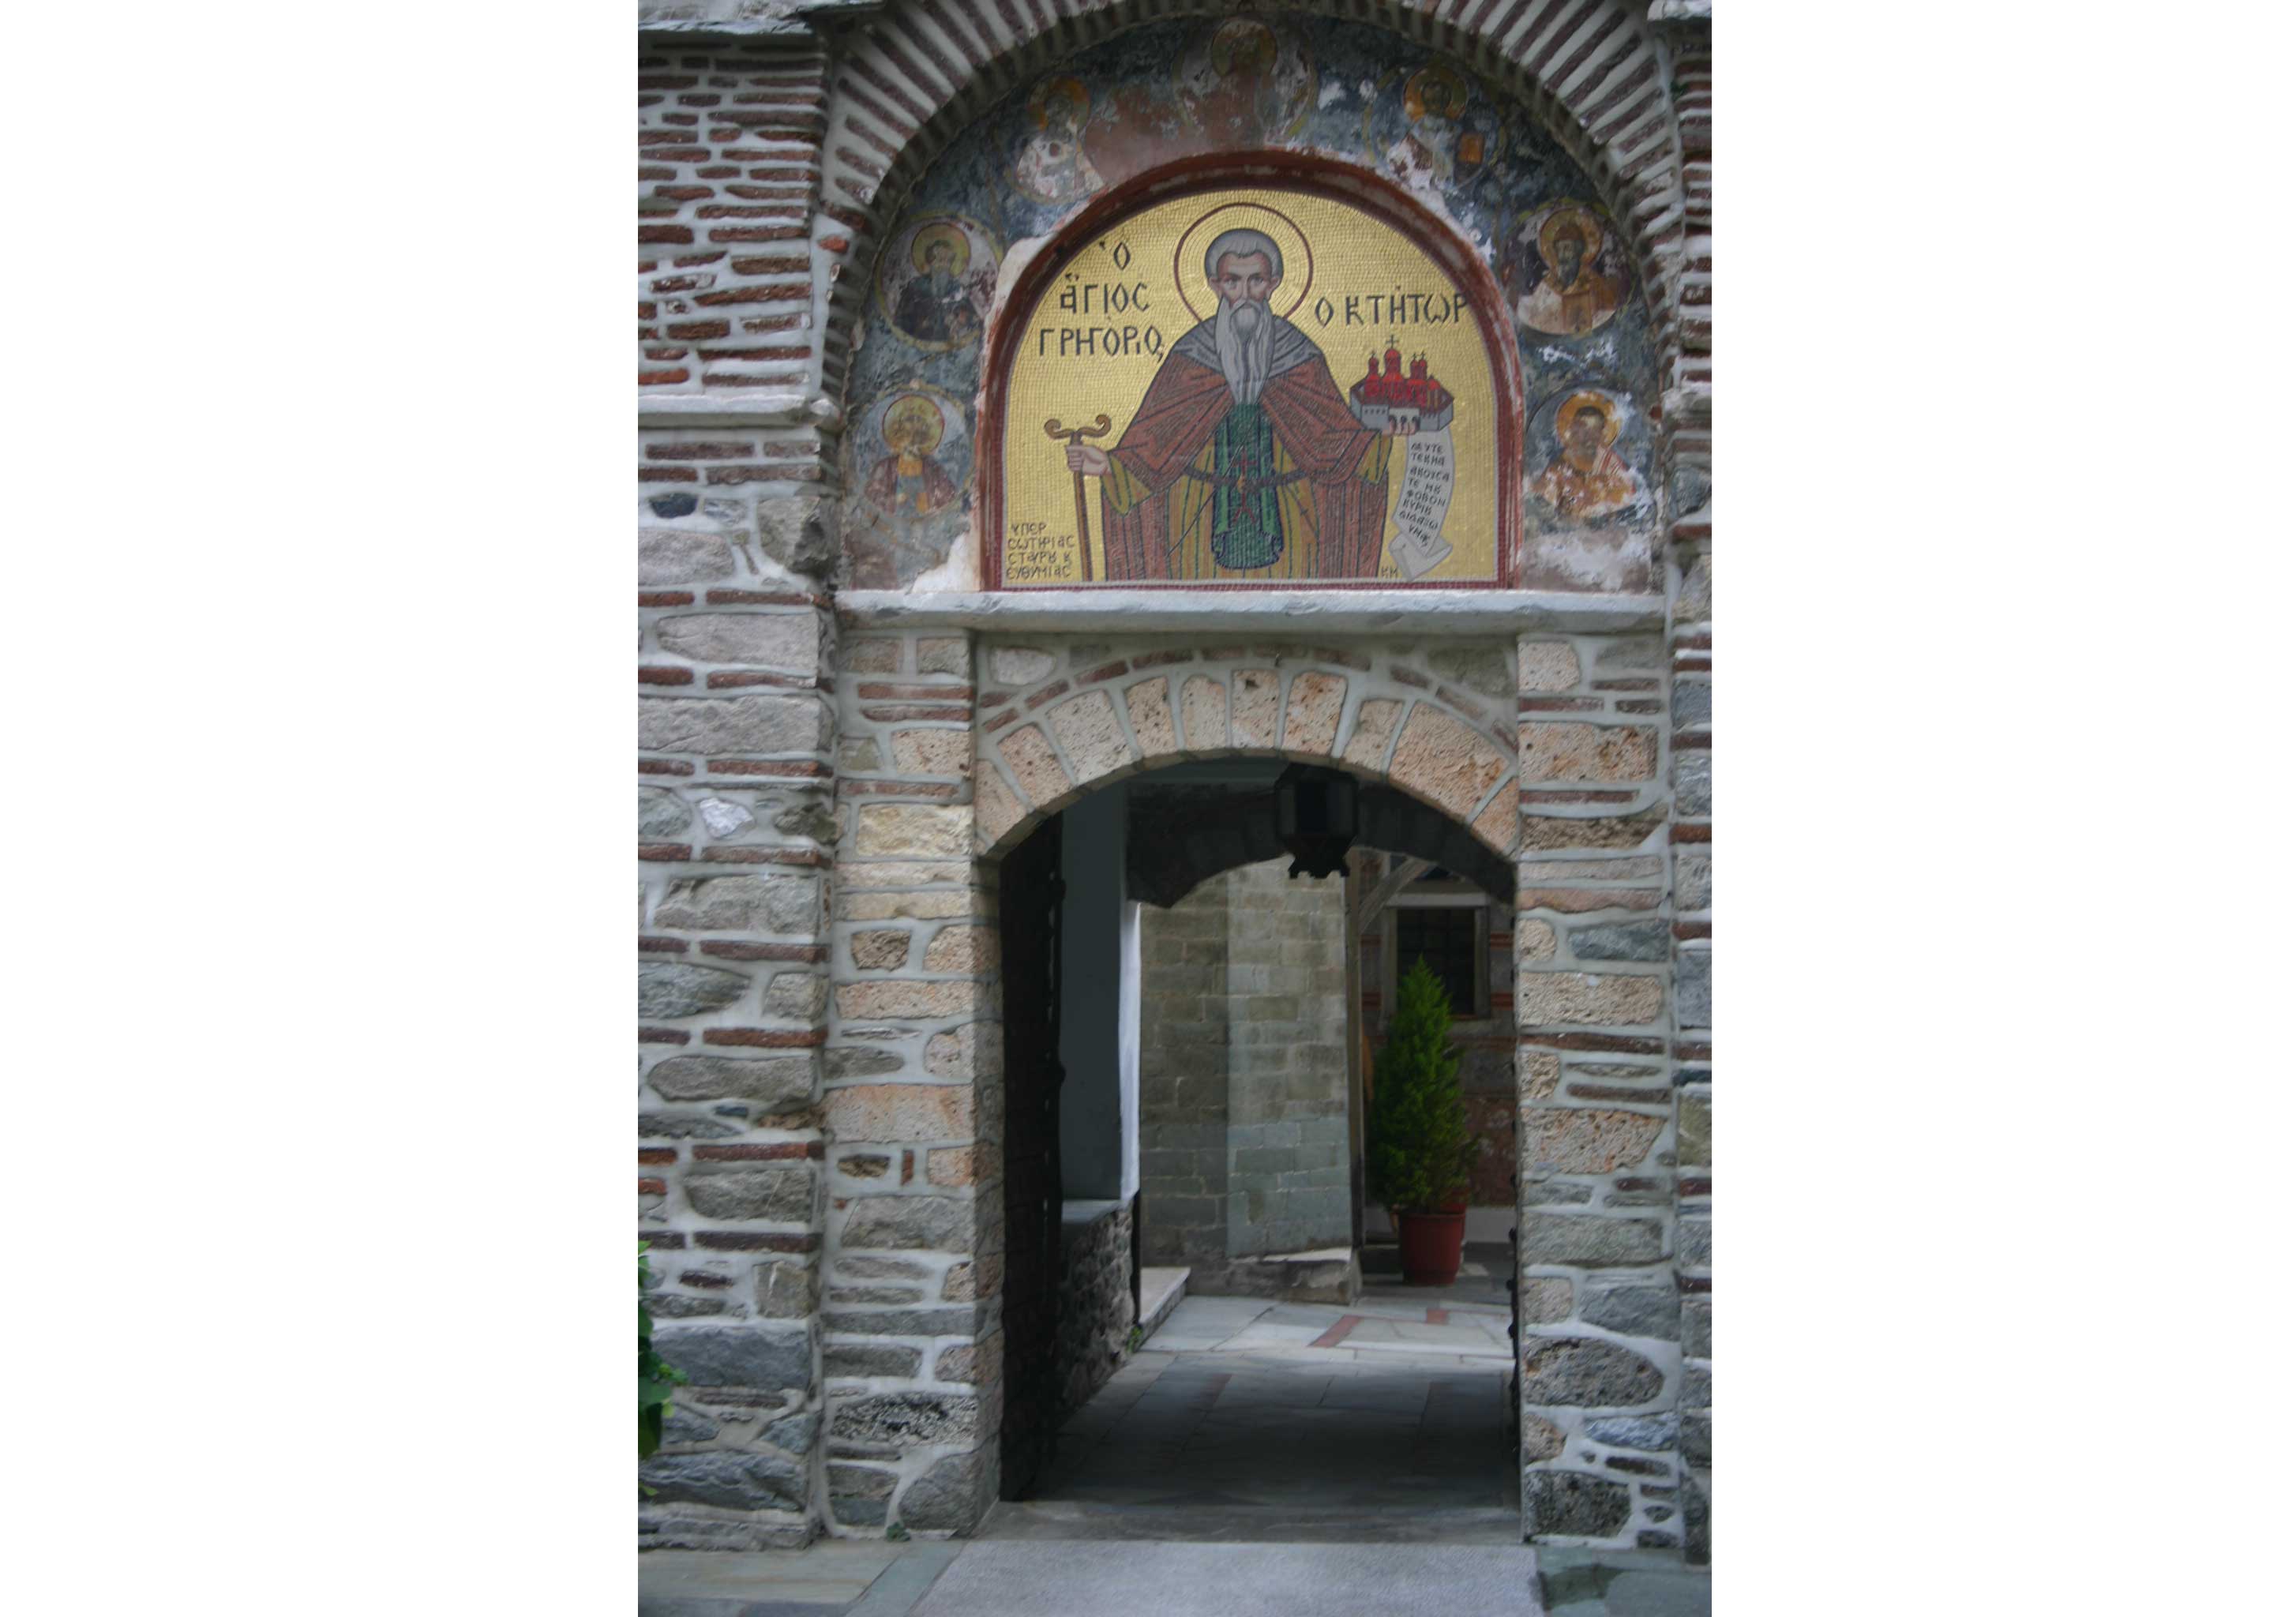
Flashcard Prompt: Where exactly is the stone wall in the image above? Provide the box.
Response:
[636,599,836,1550]
[636,614,1696,1551]
[1139,856,1350,1275]
[1055,1201,1136,1418]
[1138,872,1229,1270]
[1511,628,1696,1557]
[817,627,1000,1540]
[1219,859,1351,1259]
[1668,9,1712,1555]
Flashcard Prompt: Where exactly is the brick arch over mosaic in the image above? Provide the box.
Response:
[815,0,1697,388]
[818,2,1697,594]
[971,643,1525,861]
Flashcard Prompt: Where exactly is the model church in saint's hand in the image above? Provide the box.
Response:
[1349,343,1454,433]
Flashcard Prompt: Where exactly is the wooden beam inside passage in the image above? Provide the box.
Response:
[1353,857,1433,934]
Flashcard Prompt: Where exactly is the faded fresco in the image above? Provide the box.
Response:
[875,214,1002,351]
[854,385,973,553]
[997,189,1499,587]
[1528,388,1648,521]
[841,15,1662,593]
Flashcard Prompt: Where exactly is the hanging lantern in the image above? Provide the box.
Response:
[1274,763,1358,880]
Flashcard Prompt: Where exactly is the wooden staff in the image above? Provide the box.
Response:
[1045,415,1112,583]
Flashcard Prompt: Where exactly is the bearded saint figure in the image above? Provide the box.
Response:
[1517,207,1623,337]
[893,229,982,347]
[1530,392,1643,520]
[1066,228,1412,581]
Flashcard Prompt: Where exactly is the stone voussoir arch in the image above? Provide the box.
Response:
[969,643,1525,863]
[1122,775,1517,907]
[815,0,1688,397]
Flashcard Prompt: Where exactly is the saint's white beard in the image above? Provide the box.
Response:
[1215,298,1273,406]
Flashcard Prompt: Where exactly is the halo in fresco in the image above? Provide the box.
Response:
[1360,62,1506,190]
[1174,20,1315,146]
[876,212,1003,351]
[1529,385,1649,523]
[1508,199,1631,338]
[1171,200,1315,322]
[853,382,974,530]
[1011,75,1106,208]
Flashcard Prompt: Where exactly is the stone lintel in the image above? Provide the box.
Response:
[639,392,831,430]
[636,23,820,40]
[835,591,1667,635]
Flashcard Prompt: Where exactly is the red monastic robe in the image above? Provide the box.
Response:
[1098,343,1390,582]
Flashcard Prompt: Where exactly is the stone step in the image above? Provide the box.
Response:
[1138,1266,1190,1344]
[1205,1246,1361,1304]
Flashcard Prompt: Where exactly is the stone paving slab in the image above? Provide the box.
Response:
[973,1498,1529,1544]
[989,1323,1520,1544]
[1535,1549,1713,1617]
[910,1540,1544,1615]
[640,1544,906,1616]
[1146,1298,1274,1351]
[844,1543,963,1616]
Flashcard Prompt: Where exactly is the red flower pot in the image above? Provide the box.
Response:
[1395,1206,1467,1286]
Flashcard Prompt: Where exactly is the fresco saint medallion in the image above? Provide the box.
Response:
[1508,199,1631,338]
[1360,62,1507,191]
[1010,77,1106,208]
[1173,21,1315,147]
[876,213,1002,352]
[853,383,974,541]
[1529,387,1649,523]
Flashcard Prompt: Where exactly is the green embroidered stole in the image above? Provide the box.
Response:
[1208,402,1281,570]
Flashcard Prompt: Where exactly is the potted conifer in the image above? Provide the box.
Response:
[1366,958,1476,1285]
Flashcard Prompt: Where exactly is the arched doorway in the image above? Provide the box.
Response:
[985,743,1527,1538]
[819,628,1532,1536]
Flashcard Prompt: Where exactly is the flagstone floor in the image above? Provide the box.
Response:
[980,1292,1521,1544]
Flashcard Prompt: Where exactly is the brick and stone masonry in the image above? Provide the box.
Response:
[1512,630,1690,1555]
[1056,1202,1135,1416]
[639,0,1711,1560]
